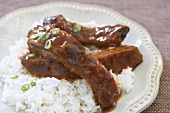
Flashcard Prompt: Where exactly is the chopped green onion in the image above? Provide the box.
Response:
[44,39,52,49]
[27,53,36,58]
[37,32,47,42]
[41,34,50,43]
[51,28,60,36]
[72,24,82,33]
[29,34,38,40]
[45,34,50,40]
[21,84,30,92]
[11,75,18,79]
[37,32,50,43]
[30,81,36,86]
[30,78,37,86]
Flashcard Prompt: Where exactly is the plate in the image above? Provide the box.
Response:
[0,2,163,113]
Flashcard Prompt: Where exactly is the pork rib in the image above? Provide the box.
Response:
[43,15,130,47]
[21,54,81,80]
[93,46,143,74]
[21,46,143,80]
[26,25,118,110]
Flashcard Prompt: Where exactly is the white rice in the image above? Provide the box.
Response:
[110,68,135,94]
[0,39,135,113]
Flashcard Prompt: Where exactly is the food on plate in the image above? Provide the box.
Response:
[21,46,143,80]
[0,14,143,113]
[26,24,119,110]
[43,15,130,47]
[0,39,136,113]
[21,53,81,80]
[93,46,143,74]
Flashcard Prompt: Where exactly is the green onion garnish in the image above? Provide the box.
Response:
[51,28,60,36]
[45,34,50,40]
[11,75,18,79]
[30,81,36,86]
[72,24,82,33]
[41,34,50,43]
[38,32,47,42]
[30,34,38,40]
[27,53,36,58]
[44,39,52,49]
[21,84,30,92]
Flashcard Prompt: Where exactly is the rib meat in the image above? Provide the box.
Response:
[42,15,130,47]
[21,46,143,80]
[21,53,81,80]
[26,25,119,110]
[93,46,143,74]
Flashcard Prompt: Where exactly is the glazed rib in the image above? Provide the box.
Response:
[22,46,143,80]
[21,53,81,80]
[42,15,130,47]
[26,25,119,110]
[93,46,143,74]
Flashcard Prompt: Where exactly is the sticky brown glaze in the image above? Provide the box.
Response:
[22,45,143,80]
[42,15,130,47]
[92,46,143,74]
[21,53,81,80]
[27,25,119,110]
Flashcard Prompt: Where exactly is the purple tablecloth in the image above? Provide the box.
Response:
[0,0,169,112]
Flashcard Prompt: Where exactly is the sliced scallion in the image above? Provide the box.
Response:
[27,53,36,58]
[30,81,36,86]
[45,34,50,40]
[30,78,37,87]
[29,34,38,40]
[41,34,49,43]
[44,39,52,49]
[38,32,47,42]
[21,84,30,92]
[11,75,18,79]
[51,28,60,36]
[72,24,82,33]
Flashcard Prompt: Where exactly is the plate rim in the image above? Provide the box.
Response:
[0,1,163,113]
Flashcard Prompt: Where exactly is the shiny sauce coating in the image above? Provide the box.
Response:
[43,15,130,47]
[26,25,119,111]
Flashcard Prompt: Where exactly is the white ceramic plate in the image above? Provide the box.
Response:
[0,2,163,113]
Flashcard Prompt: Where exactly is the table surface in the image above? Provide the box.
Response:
[0,0,170,113]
